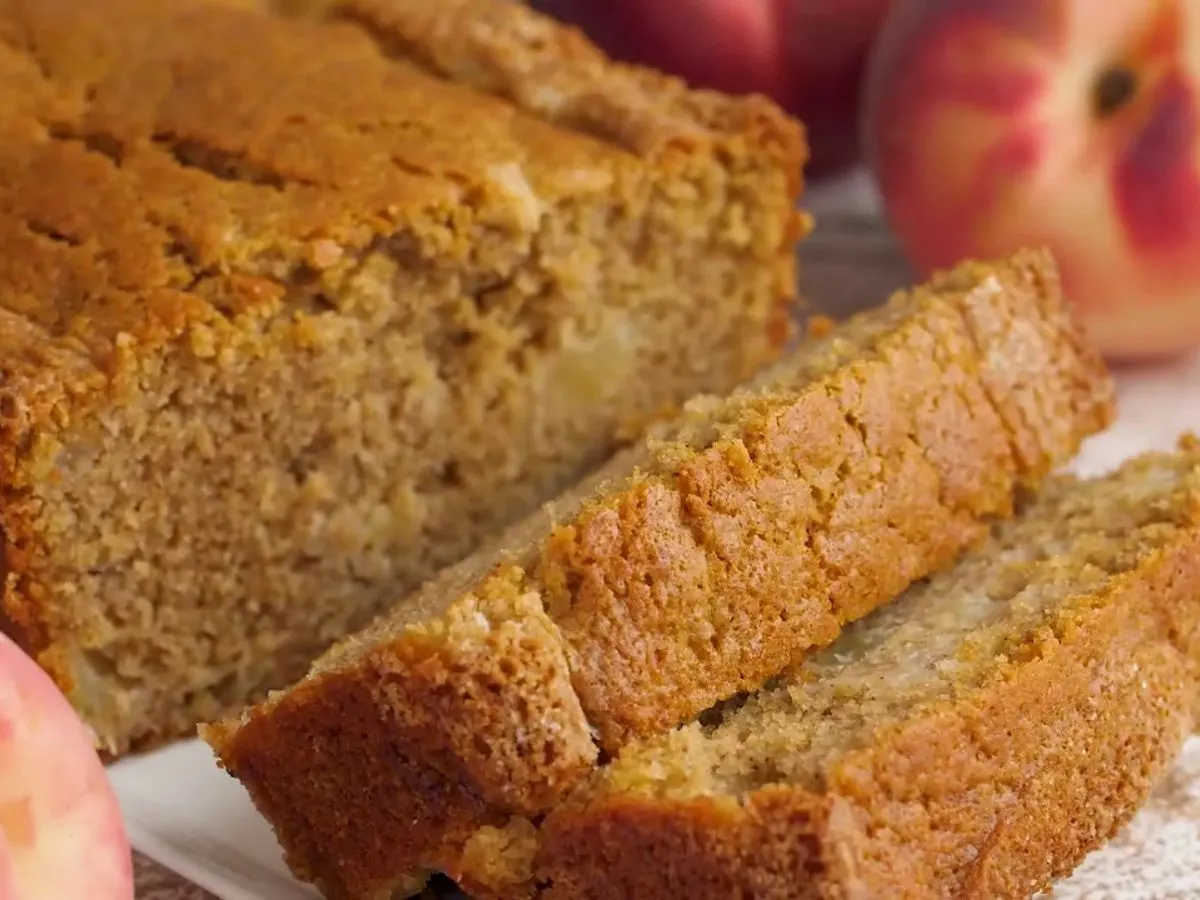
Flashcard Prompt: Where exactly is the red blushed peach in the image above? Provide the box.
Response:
[780,0,896,175]
[0,834,15,899]
[535,0,892,175]
[864,0,1200,361]
[0,633,133,900]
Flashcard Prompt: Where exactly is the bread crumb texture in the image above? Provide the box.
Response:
[205,249,1115,900]
[0,0,807,753]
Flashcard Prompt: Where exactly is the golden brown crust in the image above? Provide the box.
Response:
[205,250,1114,899]
[203,568,598,899]
[0,0,803,363]
[205,670,468,899]
[0,0,805,753]
[537,499,1200,900]
[934,252,1110,478]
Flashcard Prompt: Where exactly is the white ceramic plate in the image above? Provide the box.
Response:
[109,352,1200,900]
[109,736,1200,900]
[111,741,319,900]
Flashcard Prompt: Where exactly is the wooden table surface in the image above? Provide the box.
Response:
[136,852,217,900]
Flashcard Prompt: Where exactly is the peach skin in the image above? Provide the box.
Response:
[536,0,892,175]
[0,633,133,900]
[865,0,1200,361]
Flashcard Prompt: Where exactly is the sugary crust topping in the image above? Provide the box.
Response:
[0,0,802,371]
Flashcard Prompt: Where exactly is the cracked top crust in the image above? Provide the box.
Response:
[0,0,803,371]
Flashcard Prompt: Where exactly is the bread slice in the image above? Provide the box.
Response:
[530,442,1200,900]
[0,0,806,755]
[203,249,1114,900]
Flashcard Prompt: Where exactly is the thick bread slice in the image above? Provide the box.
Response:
[202,249,1113,900]
[535,441,1200,900]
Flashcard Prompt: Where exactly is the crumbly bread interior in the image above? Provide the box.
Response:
[591,448,1200,805]
[0,0,802,754]
[304,278,910,664]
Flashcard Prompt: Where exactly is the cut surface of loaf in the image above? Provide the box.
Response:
[534,442,1200,900]
[0,0,806,754]
[203,249,1114,900]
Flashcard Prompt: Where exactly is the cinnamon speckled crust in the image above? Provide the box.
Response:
[0,0,806,754]
[205,250,1113,900]
[537,449,1200,900]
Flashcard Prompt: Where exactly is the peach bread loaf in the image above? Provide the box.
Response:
[0,0,806,754]
[204,249,1114,899]
[532,440,1200,900]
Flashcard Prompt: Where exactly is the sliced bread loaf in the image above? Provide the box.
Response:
[0,0,805,754]
[534,441,1200,900]
[203,249,1113,900]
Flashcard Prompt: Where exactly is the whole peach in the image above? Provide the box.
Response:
[864,0,1200,361]
[0,633,133,900]
[534,0,893,175]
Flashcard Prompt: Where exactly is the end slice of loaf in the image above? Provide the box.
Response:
[0,0,806,755]
[203,248,1113,900]
[535,440,1200,900]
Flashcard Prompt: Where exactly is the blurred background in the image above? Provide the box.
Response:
[532,0,1200,366]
